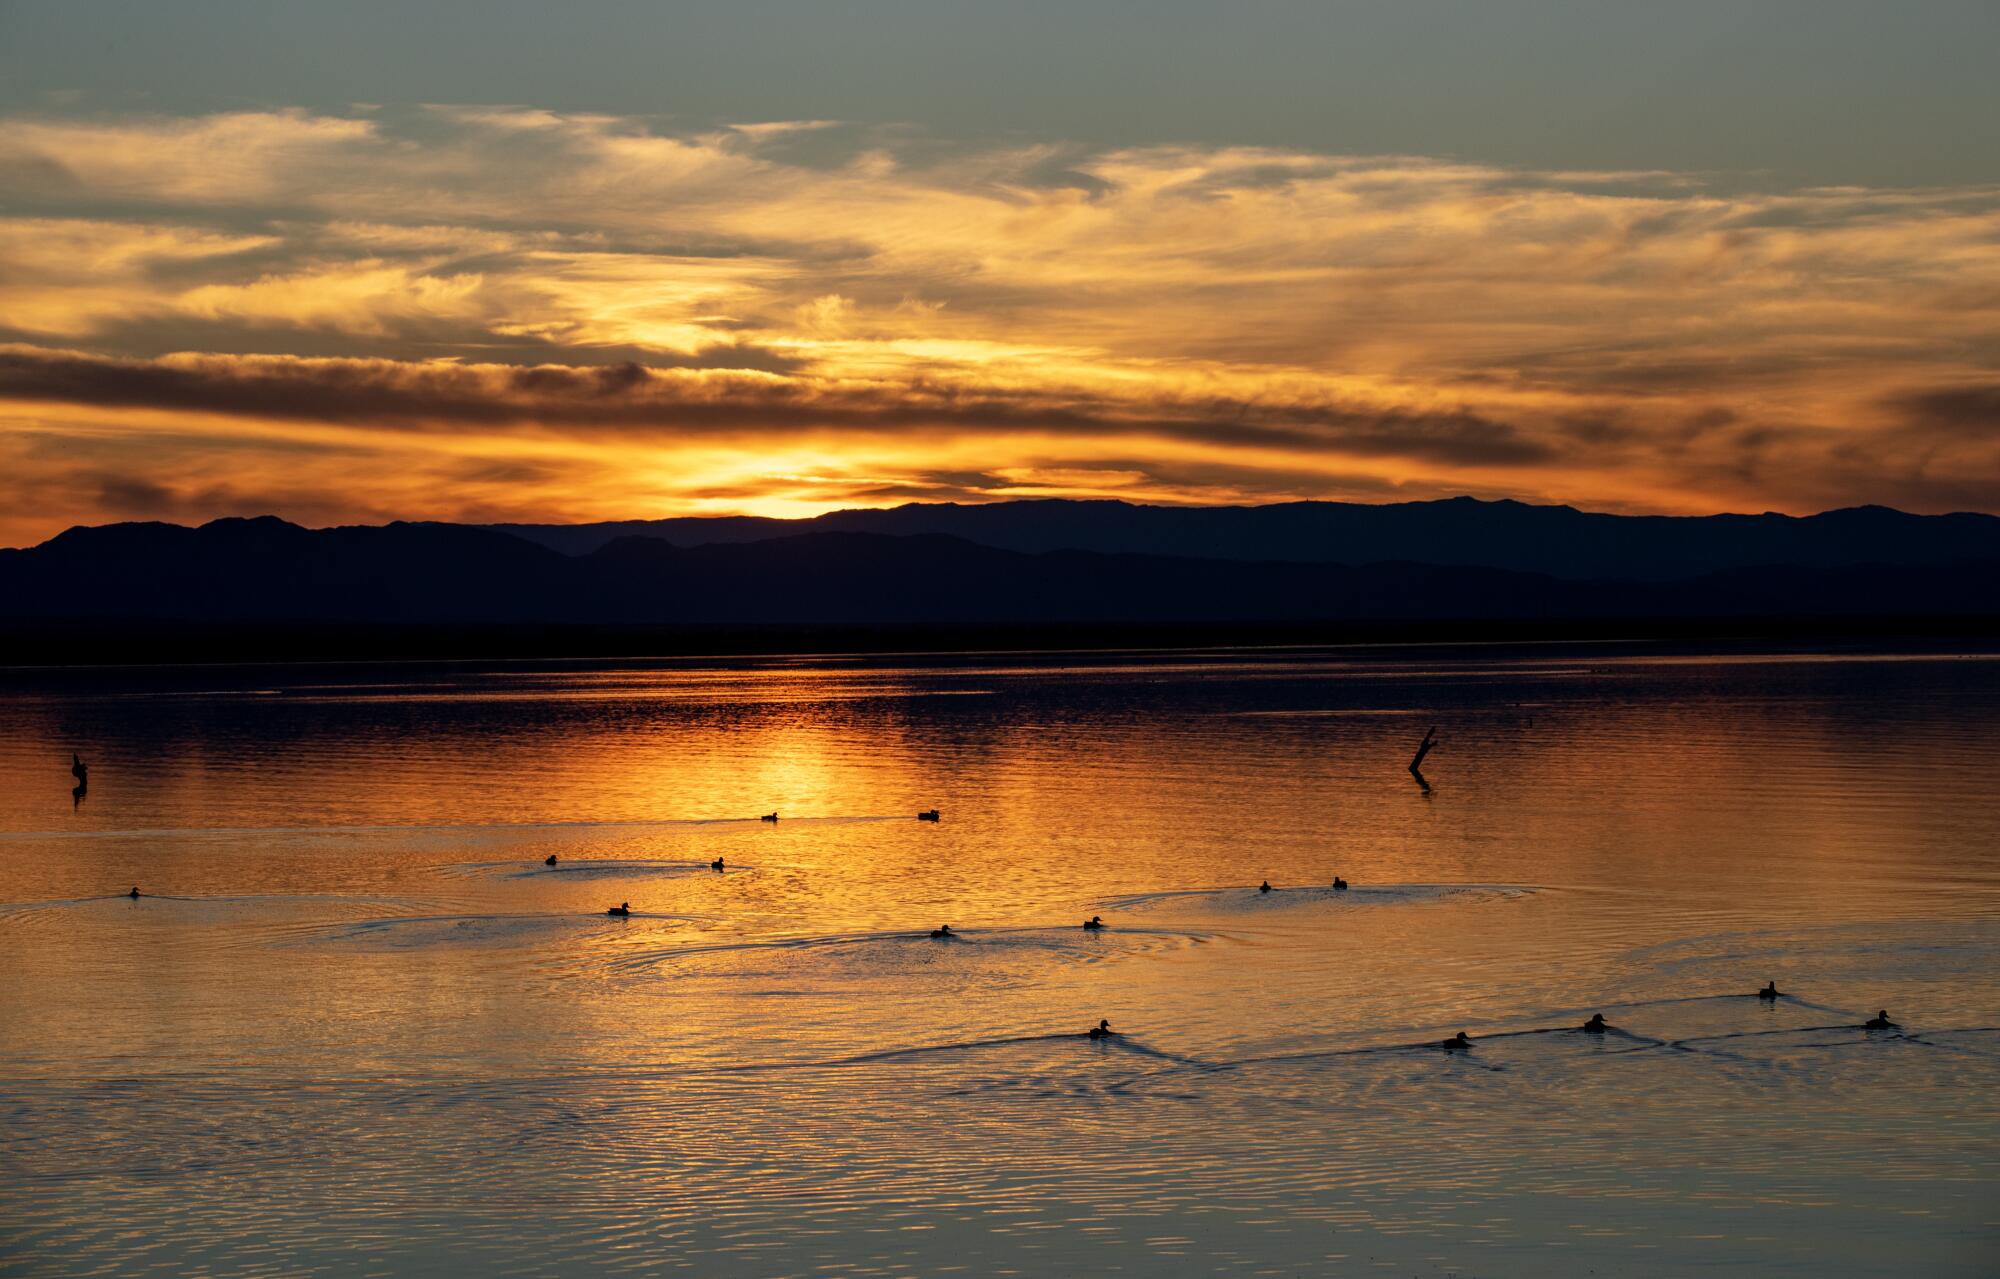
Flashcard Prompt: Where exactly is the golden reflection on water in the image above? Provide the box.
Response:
[2,648,1999,1276]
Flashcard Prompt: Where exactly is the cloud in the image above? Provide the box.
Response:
[0,110,377,203]
[0,104,1995,543]
[1886,383,2000,439]
[0,343,1554,470]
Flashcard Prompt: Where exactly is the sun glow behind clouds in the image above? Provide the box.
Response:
[0,104,1996,544]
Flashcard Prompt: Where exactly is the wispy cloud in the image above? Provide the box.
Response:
[0,105,1995,544]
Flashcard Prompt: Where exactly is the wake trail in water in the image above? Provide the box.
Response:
[0,813,918,843]
[438,858,753,881]
[701,1031,1216,1074]
[1100,882,1538,911]
[605,923,1217,973]
[711,1033,1075,1072]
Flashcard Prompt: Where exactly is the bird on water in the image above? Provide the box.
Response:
[1259,881,1272,893]
[1087,1019,1116,1039]
[544,855,558,866]
[1582,1013,1607,1033]
[930,924,954,939]
[1440,1031,1472,1051]
[711,857,725,871]
[606,902,631,917]
[1083,915,1104,930]
[128,887,141,899]
[1758,981,1780,1000]
[1865,1010,1898,1030]
[1333,876,1348,891]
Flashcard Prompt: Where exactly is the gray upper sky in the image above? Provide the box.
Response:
[2,0,1995,188]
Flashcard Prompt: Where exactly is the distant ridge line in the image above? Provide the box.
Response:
[483,495,2000,582]
[1,511,1995,631]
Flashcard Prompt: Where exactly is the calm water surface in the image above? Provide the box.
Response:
[2,645,1998,1275]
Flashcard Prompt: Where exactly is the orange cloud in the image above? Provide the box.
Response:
[0,106,1995,545]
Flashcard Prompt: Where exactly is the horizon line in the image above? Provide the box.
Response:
[12,493,1990,552]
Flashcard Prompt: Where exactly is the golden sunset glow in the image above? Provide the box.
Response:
[2,104,1997,545]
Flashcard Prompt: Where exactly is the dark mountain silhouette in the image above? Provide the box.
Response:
[0,517,581,623]
[2,515,1995,630]
[491,497,2000,581]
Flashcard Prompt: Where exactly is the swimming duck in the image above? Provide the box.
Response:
[930,924,954,939]
[544,854,558,867]
[606,902,631,917]
[1083,915,1104,930]
[1864,1009,1898,1030]
[1332,876,1348,891]
[1440,1031,1472,1051]
[711,856,725,871]
[1259,881,1272,893]
[1758,981,1780,1000]
[1087,1019,1116,1039]
[760,812,779,822]
[127,886,141,899]
[917,809,940,822]
[1582,1013,1607,1033]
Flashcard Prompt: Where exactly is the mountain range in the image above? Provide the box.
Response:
[1,498,1996,633]
[490,497,2000,581]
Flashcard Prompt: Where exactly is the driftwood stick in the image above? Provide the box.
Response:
[1409,725,1438,776]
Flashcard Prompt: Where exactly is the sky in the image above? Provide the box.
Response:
[0,1,1996,547]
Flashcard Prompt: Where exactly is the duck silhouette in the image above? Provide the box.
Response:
[1259,881,1272,893]
[1082,915,1104,930]
[929,924,954,939]
[544,854,558,867]
[917,809,940,822]
[1440,1031,1472,1051]
[710,856,725,871]
[1087,1018,1116,1039]
[1582,1013,1607,1033]
[606,902,631,917]
[127,886,141,899]
[760,812,779,823]
[1864,1009,1898,1030]
[1758,981,1780,1000]
[1332,876,1348,891]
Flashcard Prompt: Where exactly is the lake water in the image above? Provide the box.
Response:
[3,644,1998,1276]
